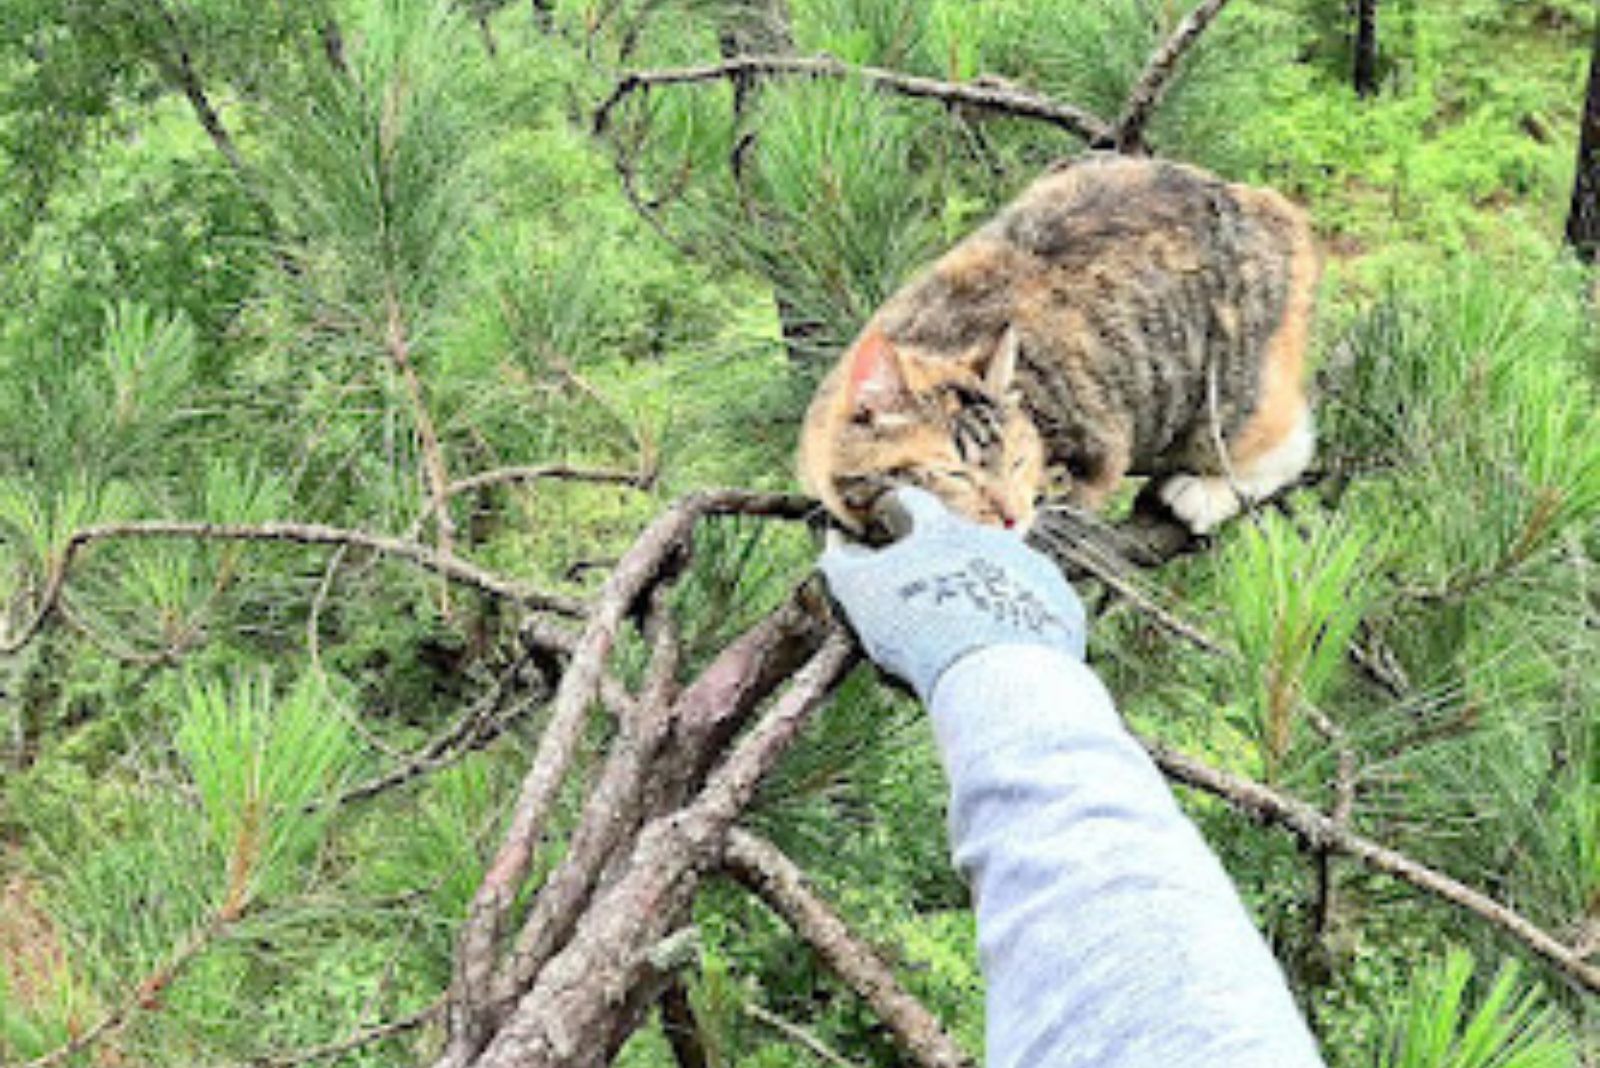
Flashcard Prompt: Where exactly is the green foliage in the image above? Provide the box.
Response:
[1220,513,1381,780]
[1,0,1598,1064]
[1374,950,1577,1068]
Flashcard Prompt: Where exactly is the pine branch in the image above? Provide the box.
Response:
[594,55,1114,145]
[384,292,457,567]
[21,908,236,1068]
[445,489,818,1062]
[459,632,858,1068]
[0,519,584,658]
[724,829,975,1068]
[248,996,446,1067]
[1144,738,1600,994]
[1113,0,1238,152]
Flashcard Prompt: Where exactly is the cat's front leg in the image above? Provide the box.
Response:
[1158,403,1315,534]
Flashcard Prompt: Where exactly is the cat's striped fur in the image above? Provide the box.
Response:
[798,153,1318,535]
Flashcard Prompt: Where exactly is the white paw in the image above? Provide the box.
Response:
[1158,475,1242,535]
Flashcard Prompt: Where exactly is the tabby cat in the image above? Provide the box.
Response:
[798,153,1318,537]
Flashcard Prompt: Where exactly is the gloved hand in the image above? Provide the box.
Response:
[818,487,1087,701]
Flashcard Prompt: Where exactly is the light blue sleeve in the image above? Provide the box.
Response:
[928,644,1326,1068]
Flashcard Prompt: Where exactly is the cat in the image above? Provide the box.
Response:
[797,153,1319,538]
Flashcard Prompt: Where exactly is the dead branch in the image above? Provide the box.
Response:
[445,463,656,500]
[744,1002,863,1068]
[594,55,1113,145]
[724,828,975,1068]
[1113,0,1237,152]
[0,519,582,658]
[460,632,857,1068]
[1144,738,1600,994]
[445,489,818,1062]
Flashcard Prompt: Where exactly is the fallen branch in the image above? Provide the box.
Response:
[744,1002,863,1068]
[444,462,656,501]
[0,519,582,658]
[724,828,974,1068]
[1144,738,1600,994]
[595,54,1113,145]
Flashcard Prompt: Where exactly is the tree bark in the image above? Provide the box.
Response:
[1353,0,1379,97]
[1566,12,1600,263]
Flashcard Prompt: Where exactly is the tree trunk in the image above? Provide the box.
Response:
[1353,0,1379,97]
[1566,13,1600,263]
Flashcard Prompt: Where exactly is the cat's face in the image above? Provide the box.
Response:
[800,328,1046,536]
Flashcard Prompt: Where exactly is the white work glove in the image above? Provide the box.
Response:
[818,488,1087,701]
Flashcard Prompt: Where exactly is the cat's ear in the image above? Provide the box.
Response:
[976,326,1020,394]
[844,331,910,419]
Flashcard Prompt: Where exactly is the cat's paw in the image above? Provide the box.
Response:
[1158,475,1242,535]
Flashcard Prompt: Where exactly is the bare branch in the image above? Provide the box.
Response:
[724,829,974,1068]
[462,632,857,1068]
[744,1002,863,1068]
[0,519,582,658]
[595,55,1113,145]
[1114,0,1238,151]
[1143,738,1600,994]
[445,464,656,501]
[447,489,815,1059]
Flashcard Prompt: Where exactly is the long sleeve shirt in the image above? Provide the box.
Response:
[929,644,1327,1068]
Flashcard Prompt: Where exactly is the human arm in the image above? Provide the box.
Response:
[819,490,1325,1068]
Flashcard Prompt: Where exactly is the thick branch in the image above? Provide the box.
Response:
[0,519,581,657]
[455,631,856,1068]
[1113,0,1237,151]
[595,55,1112,145]
[446,489,817,1059]
[1144,739,1600,994]
[724,829,974,1068]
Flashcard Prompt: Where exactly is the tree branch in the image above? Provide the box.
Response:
[250,996,446,1067]
[384,292,457,566]
[723,829,974,1068]
[595,54,1113,145]
[462,631,857,1068]
[0,519,582,658]
[445,489,817,1061]
[1113,0,1238,151]
[1143,738,1600,994]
